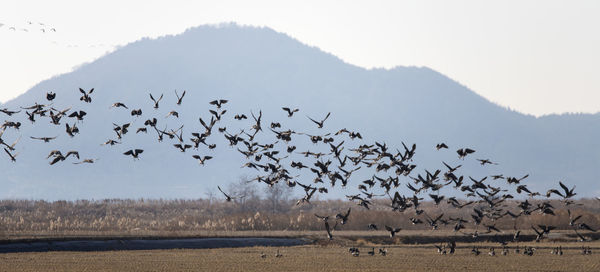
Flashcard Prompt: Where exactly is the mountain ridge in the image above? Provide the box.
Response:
[1,23,599,200]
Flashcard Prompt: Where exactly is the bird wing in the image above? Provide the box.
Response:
[307,116,320,126]
[217,186,230,198]
[530,225,541,235]
[314,214,327,220]
[66,151,79,158]
[322,112,331,122]
[559,181,569,194]
[519,174,529,181]
[199,117,208,129]
[324,221,332,236]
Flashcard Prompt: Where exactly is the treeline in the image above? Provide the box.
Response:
[0,197,599,234]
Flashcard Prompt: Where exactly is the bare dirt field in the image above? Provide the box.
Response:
[1,236,599,272]
[1,244,599,272]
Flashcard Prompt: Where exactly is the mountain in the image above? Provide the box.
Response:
[2,23,599,200]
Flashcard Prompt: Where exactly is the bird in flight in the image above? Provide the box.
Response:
[73,158,98,164]
[217,186,235,201]
[30,136,57,143]
[150,93,163,109]
[175,90,186,105]
[335,208,351,225]
[192,155,212,165]
[477,159,497,165]
[456,148,475,159]
[0,108,21,116]
[385,225,401,238]
[111,102,128,109]
[4,148,18,162]
[123,149,144,160]
[307,112,331,128]
[79,88,94,103]
[209,99,228,109]
[282,107,299,117]
[46,92,56,101]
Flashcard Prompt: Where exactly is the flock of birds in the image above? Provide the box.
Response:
[0,88,598,257]
[0,21,57,33]
[1,20,118,49]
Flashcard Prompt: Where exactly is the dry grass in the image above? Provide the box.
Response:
[1,198,599,241]
[1,242,599,272]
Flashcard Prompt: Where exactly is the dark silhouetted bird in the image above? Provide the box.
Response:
[30,136,57,143]
[217,186,234,201]
[457,148,475,159]
[307,112,331,128]
[175,90,186,105]
[282,107,299,117]
[123,149,144,159]
[209,99,228,108]
[192,155,212,165]
[46,92,56,101]
[79,88,94,103]
[385,225,401,237]
[150,93,163,109]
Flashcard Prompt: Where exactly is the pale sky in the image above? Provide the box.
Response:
[1,0,599,116]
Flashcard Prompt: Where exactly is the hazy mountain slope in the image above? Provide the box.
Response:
[2,24,599,200]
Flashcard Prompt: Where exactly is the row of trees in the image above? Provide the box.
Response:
[0,177,599,235]
[204,175,296,214]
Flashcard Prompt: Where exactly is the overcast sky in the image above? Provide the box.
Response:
[1,0,598,116]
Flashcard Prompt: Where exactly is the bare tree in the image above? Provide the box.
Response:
[204,188,216,213]
[264,182,294,214]
[228,175,261,212]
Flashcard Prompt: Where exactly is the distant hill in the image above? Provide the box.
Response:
[2,23,599,200]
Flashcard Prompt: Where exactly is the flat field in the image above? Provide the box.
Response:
[1,241,599,272]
